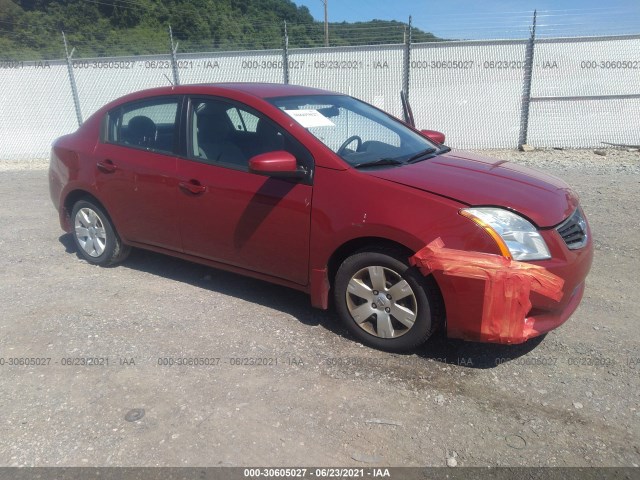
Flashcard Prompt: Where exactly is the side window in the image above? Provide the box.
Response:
[107,97,179,154]
[226,108,244,131]
[226,107,260,133]
[190,98,312,172]
[191,99,248,168]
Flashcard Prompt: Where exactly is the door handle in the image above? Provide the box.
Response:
[97,159,117,173]
[179,180,207,195]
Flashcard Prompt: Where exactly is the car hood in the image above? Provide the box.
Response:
[367,150,579,227]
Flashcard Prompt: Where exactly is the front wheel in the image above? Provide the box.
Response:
[334,250,440,352]
[71,199,130,266]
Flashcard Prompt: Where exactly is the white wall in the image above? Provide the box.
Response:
[1,35,638,159]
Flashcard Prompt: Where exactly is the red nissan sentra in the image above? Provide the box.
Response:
[49,83,593,352]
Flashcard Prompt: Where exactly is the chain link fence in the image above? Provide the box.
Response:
[1,15,639,159]
[528,35,640,148]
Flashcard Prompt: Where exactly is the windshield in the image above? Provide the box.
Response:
[267,94,440,167]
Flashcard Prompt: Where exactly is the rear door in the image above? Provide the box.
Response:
[93,96,183,250]
[175,96,313,286]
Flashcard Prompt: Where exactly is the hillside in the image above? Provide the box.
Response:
[0,0,442,60]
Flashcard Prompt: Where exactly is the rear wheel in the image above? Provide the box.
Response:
[71,199,130,266]
[334,249,440,352]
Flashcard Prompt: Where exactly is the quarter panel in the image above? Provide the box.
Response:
[309,164,502,271]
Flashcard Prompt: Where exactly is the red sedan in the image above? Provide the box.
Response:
[49,83,593,352]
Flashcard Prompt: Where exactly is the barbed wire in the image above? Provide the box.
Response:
[1,7,638,60]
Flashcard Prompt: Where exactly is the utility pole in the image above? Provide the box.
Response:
[518,10,537,149]
[402,16,412,109]
[282,21,290,84]
[168,25,180,86]
[62,31,83,127]
[320,0,328,47]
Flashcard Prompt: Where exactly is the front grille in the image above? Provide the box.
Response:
[556,208,588,250]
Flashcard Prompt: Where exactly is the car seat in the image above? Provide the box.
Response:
[125,116,157,148]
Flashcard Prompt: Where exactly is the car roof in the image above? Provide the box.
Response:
[209,82,336,98]
[88,83,343,125]
[124,82,338,100]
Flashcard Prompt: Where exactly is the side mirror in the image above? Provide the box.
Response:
[249,151,303,178]
[421,129,446,144]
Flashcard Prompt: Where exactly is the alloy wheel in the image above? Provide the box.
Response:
[74,207,107,257]
[345,265,418,338]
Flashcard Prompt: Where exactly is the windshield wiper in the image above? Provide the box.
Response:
[353,158,405,169]
[406,148,437,163]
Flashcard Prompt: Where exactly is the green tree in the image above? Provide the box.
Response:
[0,0,442,59]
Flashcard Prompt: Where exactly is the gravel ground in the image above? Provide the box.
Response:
[0,149,638,467]
[0,158,50,172]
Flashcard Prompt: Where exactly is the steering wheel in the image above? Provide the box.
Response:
[337,135,362,156]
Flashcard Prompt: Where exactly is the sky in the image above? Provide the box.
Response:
[293,0,640,39]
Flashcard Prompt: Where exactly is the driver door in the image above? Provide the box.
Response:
[176,97,314,286]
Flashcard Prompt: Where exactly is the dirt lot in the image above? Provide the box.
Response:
[0,149,638,467]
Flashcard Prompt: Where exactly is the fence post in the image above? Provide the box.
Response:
[169,26,181,86]
[282,21,290,85]
[402,16,412,109]
[518,10,537,149]
[62,32,83,127]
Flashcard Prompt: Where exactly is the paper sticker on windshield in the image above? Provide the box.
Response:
[284,109,335,128]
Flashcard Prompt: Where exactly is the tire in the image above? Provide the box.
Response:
[71,199,130,266]
[334,249,441,352]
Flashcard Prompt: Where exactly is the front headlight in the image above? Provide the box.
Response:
[460,207,551,261]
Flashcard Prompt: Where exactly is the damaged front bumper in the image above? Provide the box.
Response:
[410,234,593,344]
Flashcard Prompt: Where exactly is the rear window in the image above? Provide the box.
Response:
[107,97,179,154]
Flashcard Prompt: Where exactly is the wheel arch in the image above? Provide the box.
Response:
[324,235,445,322]
[62,189,120,237]
[327,236,413,285]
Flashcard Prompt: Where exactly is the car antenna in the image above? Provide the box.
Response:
[163,73,175,88]
[400,90,415,127]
